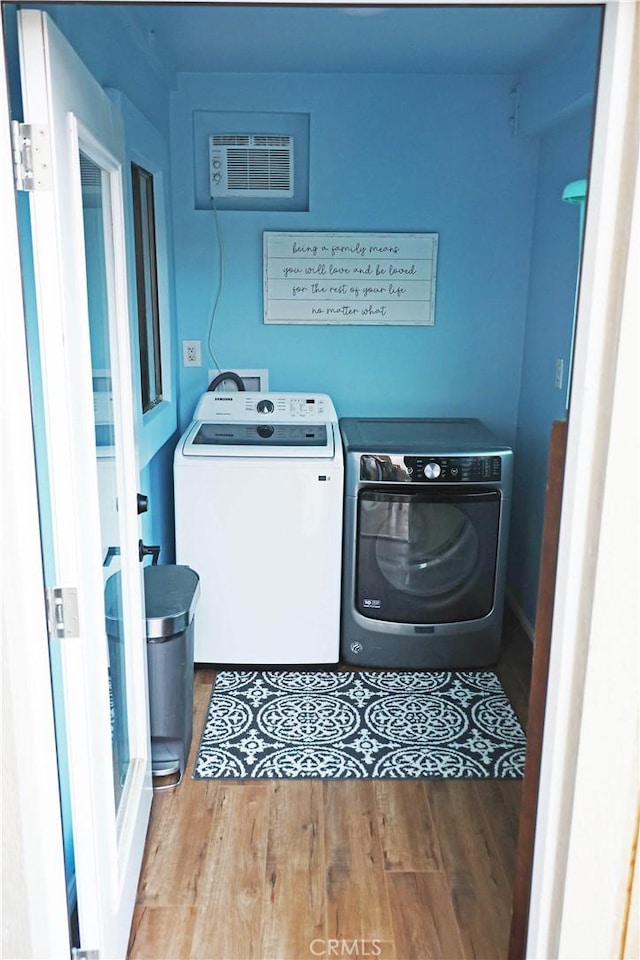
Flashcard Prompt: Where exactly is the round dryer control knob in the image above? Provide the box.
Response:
[424,461,441,480]
[257,399,274,414]
[257,425,274,438]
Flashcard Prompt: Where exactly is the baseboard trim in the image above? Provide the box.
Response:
[506,591,535,644]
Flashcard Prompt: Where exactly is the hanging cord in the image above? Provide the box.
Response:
[207,370,245,392]
[206,193,225,373]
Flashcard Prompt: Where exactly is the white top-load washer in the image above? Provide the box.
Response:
[174,392,344,664]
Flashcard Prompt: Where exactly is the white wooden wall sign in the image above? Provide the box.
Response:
[263,231,438,325]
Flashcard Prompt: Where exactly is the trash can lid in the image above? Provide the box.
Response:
[144,565,200,639]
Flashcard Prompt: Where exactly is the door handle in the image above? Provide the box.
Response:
[139,540,160,565]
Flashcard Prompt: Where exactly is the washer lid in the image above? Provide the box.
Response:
[181,420,336,458]
[191,422,327,446]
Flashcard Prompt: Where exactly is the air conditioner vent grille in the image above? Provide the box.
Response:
[209,133,294,199]
[226,149,291,192]
[212,134,251,147]
[253,135,291,148]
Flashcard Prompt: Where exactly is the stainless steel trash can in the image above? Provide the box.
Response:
[144,564,200,786]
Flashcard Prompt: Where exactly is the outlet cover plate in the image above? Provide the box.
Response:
[183,340,202,367]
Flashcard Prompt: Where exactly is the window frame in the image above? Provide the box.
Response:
[131,161,163,414]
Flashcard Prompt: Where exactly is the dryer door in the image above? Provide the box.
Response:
[355,487,500,624]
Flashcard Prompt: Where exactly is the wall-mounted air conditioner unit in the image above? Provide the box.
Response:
[208,134,294,199]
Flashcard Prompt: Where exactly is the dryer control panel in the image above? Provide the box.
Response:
[360,454,502,483]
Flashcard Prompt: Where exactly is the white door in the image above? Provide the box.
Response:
[17,10,151,957]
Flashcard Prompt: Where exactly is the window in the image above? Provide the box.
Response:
[131,162,162,412]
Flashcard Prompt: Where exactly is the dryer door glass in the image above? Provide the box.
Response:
[356,488,500,623]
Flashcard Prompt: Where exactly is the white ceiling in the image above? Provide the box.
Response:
[128,4,597,76]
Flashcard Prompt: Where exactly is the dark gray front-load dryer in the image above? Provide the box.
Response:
[339,418,513,668]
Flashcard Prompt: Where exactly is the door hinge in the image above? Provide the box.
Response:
[71,949,99,959]
[46,587,80,640]
[11,121,52,191]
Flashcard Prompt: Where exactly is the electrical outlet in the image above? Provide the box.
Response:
[183,340,201,368]
[554,358,564,390]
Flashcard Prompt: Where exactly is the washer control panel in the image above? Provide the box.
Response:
[193,391,335,423]
[360,454,502,483]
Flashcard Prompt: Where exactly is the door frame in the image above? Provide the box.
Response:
[0,36,71,957]
[525,2,639,955]
[10,7,153,955]
[1,0,637,957]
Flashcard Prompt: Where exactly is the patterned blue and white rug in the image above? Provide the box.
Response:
[193,670,526,780]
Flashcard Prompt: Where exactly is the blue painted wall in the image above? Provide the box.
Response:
[508,12,600,627]
[170,48,598,622]
[139,438,178,564]
[43,5,174,139]
[510,105,595,626]
[109,89,180,562]
[170,72,539,442]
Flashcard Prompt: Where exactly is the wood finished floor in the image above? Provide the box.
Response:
[128,610,531,960]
